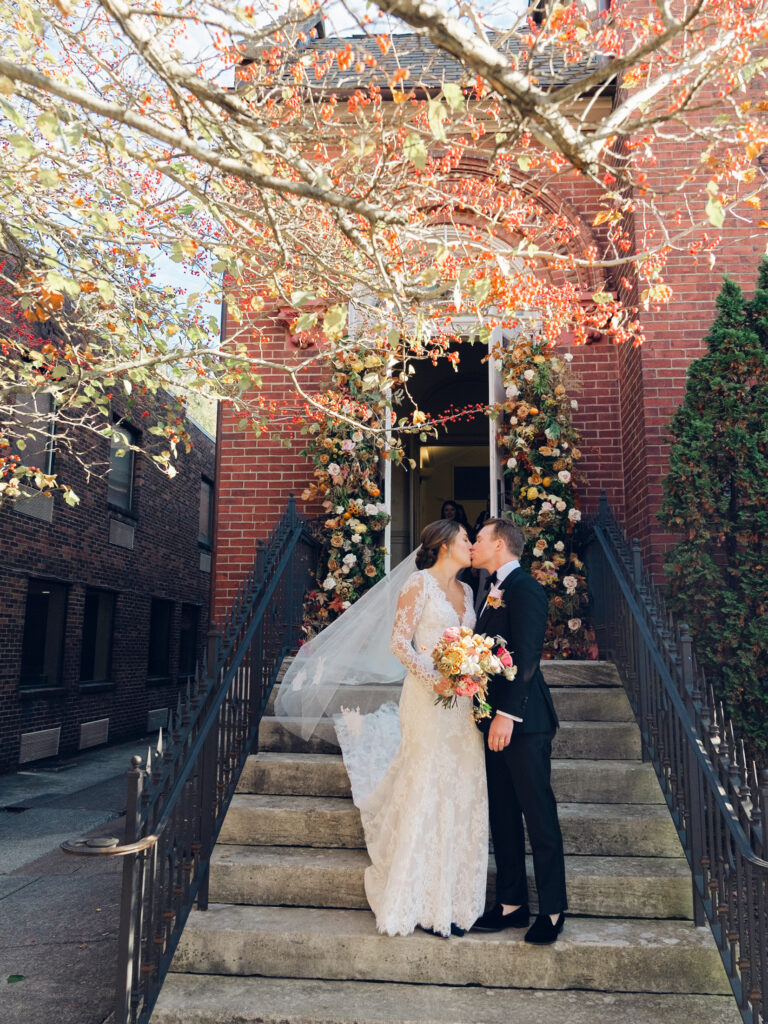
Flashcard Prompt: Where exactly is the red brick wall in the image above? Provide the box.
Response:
[212,130,766,610]
[212,168,632,619]
[621,126,767,573]
[212,309,328,623]
[567,339,624,518]
[0,400,215,773]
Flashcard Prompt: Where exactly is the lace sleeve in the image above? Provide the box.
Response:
[390,572,442,688]
[460,581,476,629]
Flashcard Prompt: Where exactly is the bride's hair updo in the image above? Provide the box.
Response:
[416,518,463,570]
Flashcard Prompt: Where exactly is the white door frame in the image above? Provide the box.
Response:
[488,325,507,518]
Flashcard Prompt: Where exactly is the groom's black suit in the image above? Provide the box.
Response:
[477,567,567,916]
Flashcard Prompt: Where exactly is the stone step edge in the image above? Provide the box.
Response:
[211,844,691,875]
[258,721,643,763]
[225,793,675,818]
[208,845,694,919]
[154,975,741,1024]
[172,905,730,995]
[277,658,624,687]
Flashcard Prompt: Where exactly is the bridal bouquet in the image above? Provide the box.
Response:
[431,626,517,721]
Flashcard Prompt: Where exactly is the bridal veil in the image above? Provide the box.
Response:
[274,550,418,741]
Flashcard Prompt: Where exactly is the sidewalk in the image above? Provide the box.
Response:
[0,736,152,1024]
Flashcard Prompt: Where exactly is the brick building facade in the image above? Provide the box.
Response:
[210,28,767,625]
[0,401,215,774]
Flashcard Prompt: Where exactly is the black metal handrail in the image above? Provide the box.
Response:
[585,494,768,1024]
[66,496,319,1024]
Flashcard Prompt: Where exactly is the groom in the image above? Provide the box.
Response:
[470,518,567,944]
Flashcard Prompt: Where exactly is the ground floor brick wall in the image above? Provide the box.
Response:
[0,403,214,774]
[0,571,204,773]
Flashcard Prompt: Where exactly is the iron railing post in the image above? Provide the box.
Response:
[677,623,706,924]
[760,770,768,862]
[598,488,609,527]
[114,755,145,1024]
[630,538,650,762]
[206,625,219,683]
[196,726,217,912]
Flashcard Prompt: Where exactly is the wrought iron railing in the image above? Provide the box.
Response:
[62,495,319,1024]
[585,494,768,1024]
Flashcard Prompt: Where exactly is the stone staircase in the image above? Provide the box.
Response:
[154,661,740,1024]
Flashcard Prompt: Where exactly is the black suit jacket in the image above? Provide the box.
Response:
[476,567,558,734]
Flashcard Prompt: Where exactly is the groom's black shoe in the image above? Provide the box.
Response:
[524,912,565,945]
[472,904,529,932]
[450,923,466,937]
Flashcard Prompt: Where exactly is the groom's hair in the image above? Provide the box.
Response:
[484,518,525,558]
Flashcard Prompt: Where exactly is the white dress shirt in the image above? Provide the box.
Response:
[482,559,522,723]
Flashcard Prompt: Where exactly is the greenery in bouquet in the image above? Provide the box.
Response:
[494,338,597,660]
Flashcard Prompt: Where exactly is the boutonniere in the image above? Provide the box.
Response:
[486,585,505,609]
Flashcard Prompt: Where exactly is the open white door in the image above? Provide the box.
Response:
[488,326,508,518]
[383,403,393,574]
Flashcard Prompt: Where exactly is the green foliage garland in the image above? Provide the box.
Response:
[495,339,597,660]
[300,344,396,634]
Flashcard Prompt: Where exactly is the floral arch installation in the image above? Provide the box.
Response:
[300,189,601,658]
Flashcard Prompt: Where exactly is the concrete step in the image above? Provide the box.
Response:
[258,718,642,759]
[217,794,683,857]
[155,975,741,1024]
[266,684,635,722]
[209,845,694,919]
[239,752,664,804]
[171,905,730,995]
[277,658,623,690]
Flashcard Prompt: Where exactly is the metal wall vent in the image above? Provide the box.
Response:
[13,486,54,524]
[147,707,169,732]
[109,519,135,550]
[19,726,61,764]
[78,717,109,750]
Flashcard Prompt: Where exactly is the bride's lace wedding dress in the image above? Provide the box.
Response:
[335,569,488,937]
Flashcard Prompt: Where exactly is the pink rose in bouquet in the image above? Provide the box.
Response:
[498,648,513,670]
[431,626,517,722]
[455,675,481,698]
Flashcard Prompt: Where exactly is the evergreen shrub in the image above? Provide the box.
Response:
[659,265,768,760]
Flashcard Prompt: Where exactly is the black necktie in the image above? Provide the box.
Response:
[487,571,498,587]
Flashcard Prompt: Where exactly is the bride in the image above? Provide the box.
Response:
[277,518,488,938]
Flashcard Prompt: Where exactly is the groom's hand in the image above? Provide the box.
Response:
[488,714,514,752]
